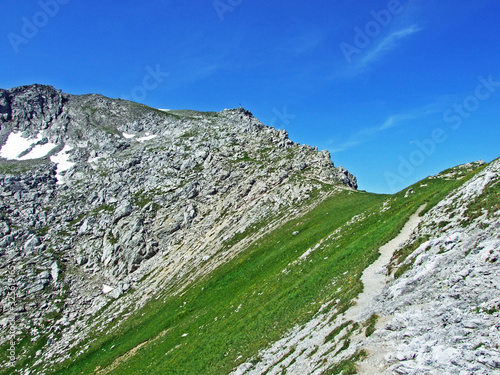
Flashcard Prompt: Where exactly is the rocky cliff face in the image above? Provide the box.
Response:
[0,85,357,372]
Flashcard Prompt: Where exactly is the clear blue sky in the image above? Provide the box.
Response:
[2,0,499,193]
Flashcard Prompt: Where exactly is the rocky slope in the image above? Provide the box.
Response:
[232,160,500,375]
[1,84,498,375]
[359,160,500,374]
[0,85,356,373]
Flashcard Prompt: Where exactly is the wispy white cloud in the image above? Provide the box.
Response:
[379,105,435,131]
[357,25,421,69]
[330,103,441,153]
[334,24,422,79]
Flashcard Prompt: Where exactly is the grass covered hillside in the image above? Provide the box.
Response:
[39,162,490,375]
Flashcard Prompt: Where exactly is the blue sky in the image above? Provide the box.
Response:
[2,0,499,193]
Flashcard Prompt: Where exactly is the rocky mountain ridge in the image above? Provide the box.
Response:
[0,84,356,373]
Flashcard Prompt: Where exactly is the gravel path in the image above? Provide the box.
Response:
[349,205,426,323]
[232,206,427,375]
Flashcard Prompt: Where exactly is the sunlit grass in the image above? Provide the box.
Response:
[45,164,486,375]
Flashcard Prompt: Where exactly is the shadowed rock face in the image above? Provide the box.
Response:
[0,85,357,369]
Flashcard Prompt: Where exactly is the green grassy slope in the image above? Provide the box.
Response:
[44,164,485,375]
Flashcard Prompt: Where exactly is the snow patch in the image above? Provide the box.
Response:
[137,133,158,142]
[0,133,34,159]
[50,146,75,185]
[123,133,136,139]
[0,132,56,160]
[20,140,57,160]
